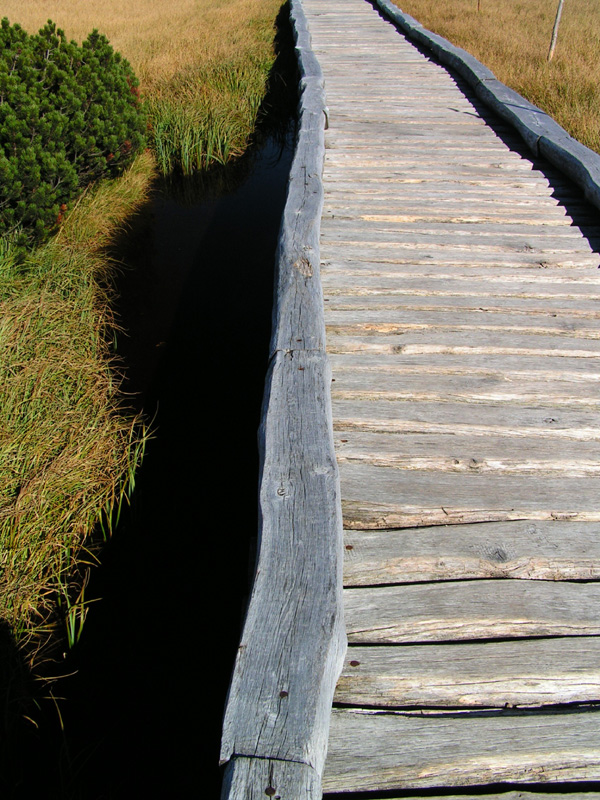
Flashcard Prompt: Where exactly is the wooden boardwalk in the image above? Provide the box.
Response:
[300,0,600,794]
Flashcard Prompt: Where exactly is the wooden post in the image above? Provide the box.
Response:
[548,0,565,61]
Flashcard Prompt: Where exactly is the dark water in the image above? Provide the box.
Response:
[59,130,294,800]
[64,133,293,800]
[5,10,297,797]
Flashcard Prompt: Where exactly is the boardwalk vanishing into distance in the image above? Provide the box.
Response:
[220,0,600,796]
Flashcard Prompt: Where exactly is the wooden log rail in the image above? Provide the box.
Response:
[219,1,346,797]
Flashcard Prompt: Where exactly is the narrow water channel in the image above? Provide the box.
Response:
[9,9,297,797]
[65,137,294,800]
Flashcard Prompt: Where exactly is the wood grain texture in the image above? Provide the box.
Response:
[332,398,600,438]
[335,637,600,707]
[331,380,600,411]
[340,463,600,528]
[220,0,345,795]
[323,707,600,792]
[270,142,326,353]
[327,350,600,376]
[344,579,600,643]
[221,757,321,800]
[343,519,600,584]
[220,352,345,768]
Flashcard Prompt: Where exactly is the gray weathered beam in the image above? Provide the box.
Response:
[344,579,600,643]
[342,519,600,584]
[335,637,600,707]
[219,0,346,796]
[323,707,600,792]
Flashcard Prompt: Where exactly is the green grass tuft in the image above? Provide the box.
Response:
[148,55,274,175]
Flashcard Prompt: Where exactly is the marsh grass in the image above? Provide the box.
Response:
[392,0,600,154]
[0,152,155,685]
[148,55,271,174]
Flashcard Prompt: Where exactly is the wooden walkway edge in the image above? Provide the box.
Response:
[219,1,346,797]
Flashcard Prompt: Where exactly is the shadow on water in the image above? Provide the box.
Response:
[4,4,297,798]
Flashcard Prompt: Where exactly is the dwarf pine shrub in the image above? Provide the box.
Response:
[0,18,146,245]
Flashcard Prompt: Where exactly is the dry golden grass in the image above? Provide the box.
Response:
[1,0,280,92]
[393,0,600,153]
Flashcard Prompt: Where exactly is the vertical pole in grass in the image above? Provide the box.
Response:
[548,0,565,60]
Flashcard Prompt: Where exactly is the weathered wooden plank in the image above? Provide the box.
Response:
[327,350,600,378]
[339,454,600,504]
[332,387,600,410]
[323,707,600,792]
[340,491,600,531]
[323,203,589,223]
[322,233,597,257]
[334,399,600,432]
[324,309,600,337]
[322,253,600,273]
[336,446,600,474]
[325,294,600,316]
[337,438,600,476]
[323,281,600,302]
[323,193,596,214]
[332,398,600,439]
[323,163,556,179]
[327,333,600,360]
[321,281,600,303]
[325,208,588,226]
[344,579,600,643]
[323,197,590,220]
[335,637,600,707]
[341,504,600,530]
[321,175,584,194]
[322,178,578,198]
[343,519,600,584]
[328,326,598,363]
[322,236,597,259]
[332,380,598,406]
[330,369,600,403]
[321,174,582,194]
[340,447,596,478]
